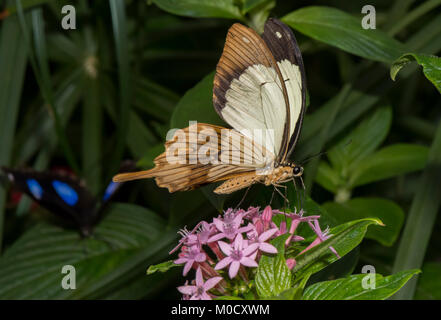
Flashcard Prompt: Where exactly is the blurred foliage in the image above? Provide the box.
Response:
[0,0,440,299]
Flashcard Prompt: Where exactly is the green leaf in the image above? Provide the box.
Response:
[0,0,28,250]
[391,53,441,93]
[271,272,312,300]
[316,106,392,196]
[415,262,441,300]
[392,122,441,299]
[293,218,383,280]
[302,269,420,300]
[328,106,392,173]
[215,295,244,300]
[132,76,179,122]
[151,0,243,20]
[170,71,226,129]
[315,162,341,193]
[147,260,180,275]
[109,0,131,177]
[127,111,157,159]
[242,0,272,14]
[282,6,406,63]
[1,0,50,17]
[255,234,292,298]
[82,77,102,194]
[0,203,168,299]
[15,3,79,173]
[350,144,429,187]
[137,143,164,169]
[323,198,404,246]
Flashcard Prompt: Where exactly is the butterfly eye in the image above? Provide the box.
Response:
[293,166,303,176]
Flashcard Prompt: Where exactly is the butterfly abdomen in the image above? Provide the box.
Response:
[214,174,260,194]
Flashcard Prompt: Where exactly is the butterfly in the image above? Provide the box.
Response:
[113,18,307,195]
[2,161,136,237]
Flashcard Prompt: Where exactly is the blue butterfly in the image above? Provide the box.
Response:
[2,161,135,237]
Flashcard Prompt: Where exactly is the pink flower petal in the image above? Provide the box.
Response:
[258,228,278,242]
[291,235,304,242]
[259,242,278,254]
[174,258,187,265]
[204,277,223,290]
[286,258,296,270]
[233,234,243,250]
[232,213,243,227]
[229,261,240,279]
[240,257,258,268]
[254,219,264,234]
[262,205,272,222]
[183,260,193,276]
[218,241,232,256]
[195,268,204,286]
[177,285,196,295]
[201,292,212,300]
[207,233,225,243]
[243,243,259,256]
[215,257,232,270]
[213,218,224,232]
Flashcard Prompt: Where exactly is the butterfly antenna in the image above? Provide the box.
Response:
[300,150,328,166]
[300,139,353,166]
[299,176,306,209]
[292,177,301,212]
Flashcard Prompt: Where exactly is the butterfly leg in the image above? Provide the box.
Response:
[235,185,252,210]
[273,184,289,211]
[270,187,276,206]
[273,185,289,205]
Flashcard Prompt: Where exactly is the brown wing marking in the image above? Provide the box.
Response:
[112,123,268,193]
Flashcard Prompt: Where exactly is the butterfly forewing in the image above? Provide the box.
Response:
[262,18,307,159]
[213,22,291,163]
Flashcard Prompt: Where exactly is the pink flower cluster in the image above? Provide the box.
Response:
[171,205,338,300]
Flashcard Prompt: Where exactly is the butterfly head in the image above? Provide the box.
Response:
[286,162,303,177]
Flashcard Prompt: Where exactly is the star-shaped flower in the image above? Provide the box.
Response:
[215,234,259,278]
[174,245,207,276]
[177,268,222,300]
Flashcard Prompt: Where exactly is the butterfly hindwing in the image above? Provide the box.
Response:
[113,123,272,192]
